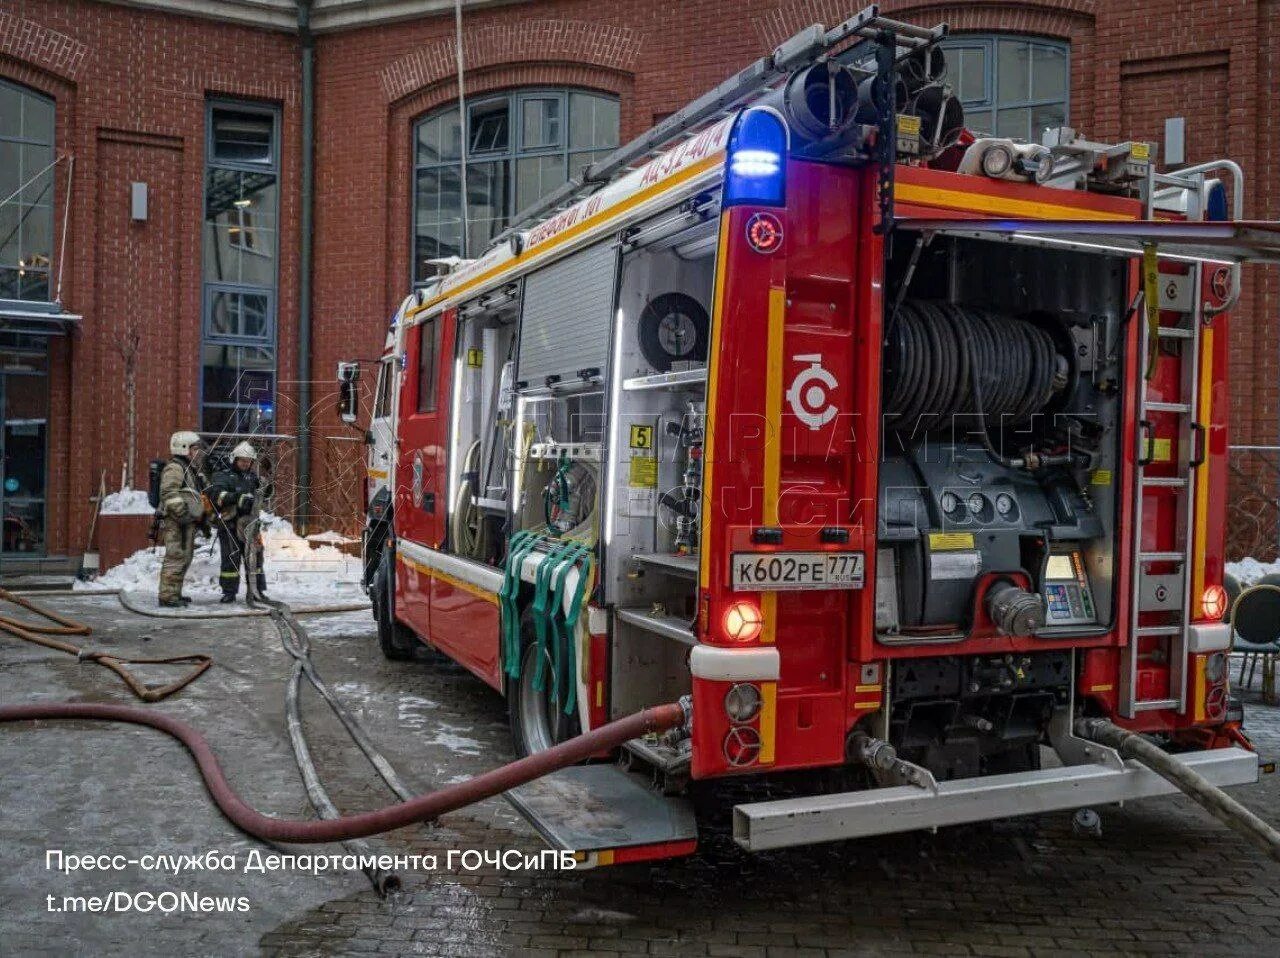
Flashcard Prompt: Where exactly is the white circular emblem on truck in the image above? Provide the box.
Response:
[786,353,838,430]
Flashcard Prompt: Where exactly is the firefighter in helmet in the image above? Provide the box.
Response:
[207,441,267,603]
[158,430,208,607]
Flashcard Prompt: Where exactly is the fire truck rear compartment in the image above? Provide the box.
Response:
[877,236,1129,641]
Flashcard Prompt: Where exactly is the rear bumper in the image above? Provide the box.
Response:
[732,746,1260,851]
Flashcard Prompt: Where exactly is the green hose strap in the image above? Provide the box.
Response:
[500,531,540,680]
[531,538,571,695]
[551,544,591,716]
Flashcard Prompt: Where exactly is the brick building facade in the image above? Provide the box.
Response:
[0,0,1274,567]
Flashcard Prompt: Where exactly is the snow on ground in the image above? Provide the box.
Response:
[305,530,358,545]
[1227,557,1280,587]
[99,488,153,515]
[77,512,365,601]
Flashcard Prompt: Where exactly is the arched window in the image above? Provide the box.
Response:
[941,35,1068,141]
[0,80,55,302]
[413,89,619,281]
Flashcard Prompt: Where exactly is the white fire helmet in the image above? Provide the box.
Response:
[231,441,258,463]
[169,430,204,457]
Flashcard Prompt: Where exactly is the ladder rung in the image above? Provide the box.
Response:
[1157,326,1194,340]
[1146,401,1191,414]
[1136,625,1183,636]
[1142,476,1188,488]
[1139,551,1186,564]
[1133,698,1181,712]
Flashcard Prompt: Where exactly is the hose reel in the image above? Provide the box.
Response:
[882,301,1071,440]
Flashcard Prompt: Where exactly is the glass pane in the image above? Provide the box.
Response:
[21,144,53,204]
[20,208,50,267]
[956,47,987,103]
[997,40,1031,105]
[1031,103,1067,140]
[416,108,461,165]
[417,320,438,413]
[0,204,17,267]
[23,93,54,145]
[995,107,1030,140]
[569,93,620,151]
[0,141,18,199]
[207,290,270,340]
[521,97,562,150]
[0,84,20,139]
[468,99,509,154]
[0,268,16,299]
[1031,44,1068,102]
[465,160,509,255]
[568,149,612,179]
[210,107,274,166]
[205,169,278,233]
[202,343,275,406]
[964,110,993,136]
[3,500,44,554]
[516,153,567,213]
[4,376,47,499]
[19,269,47,302]
[0,344,48,374]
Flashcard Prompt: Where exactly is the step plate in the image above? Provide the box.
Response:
[506,764,697,862]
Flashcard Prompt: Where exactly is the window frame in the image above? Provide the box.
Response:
[411,87,620,284]
[940,34,1069,142]
[200,98,281,436]
[0,78,57,304]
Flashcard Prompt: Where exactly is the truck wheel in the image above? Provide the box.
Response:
[374,549,416,661]
[509,614,580,757]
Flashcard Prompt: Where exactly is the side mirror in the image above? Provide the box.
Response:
[337,361,360,425]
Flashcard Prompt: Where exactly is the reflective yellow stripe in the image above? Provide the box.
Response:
[1192,327,1214,605]
[757,286,787,646]
[396,554,499,605]
[366,468,388,479]
[410,153,726,320]
[699,214,733,592]
[853,701,881,710]
[758,681,777,764]
[854,684,882,694]
[894,182,1133,221]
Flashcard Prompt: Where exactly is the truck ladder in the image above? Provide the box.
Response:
[1120,257,1204,716]
[491,4,947,248]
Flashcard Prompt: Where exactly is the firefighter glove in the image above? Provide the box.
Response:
[237,494,255,515]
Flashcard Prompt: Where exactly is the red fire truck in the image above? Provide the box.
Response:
[348,6,1278,865]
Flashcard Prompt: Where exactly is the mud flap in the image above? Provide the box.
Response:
[505,764,697,868]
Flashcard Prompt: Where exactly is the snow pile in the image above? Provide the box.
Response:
[1227,557,1280,587]
[305,530,358,546]
[99,489,153,515]
[78,512,365,601]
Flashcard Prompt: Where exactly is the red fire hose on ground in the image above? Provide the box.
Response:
[0,701,685,844]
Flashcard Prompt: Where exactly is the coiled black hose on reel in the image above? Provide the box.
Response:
[883,302,1065,447]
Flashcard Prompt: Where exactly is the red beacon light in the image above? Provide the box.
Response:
[1202,584,1228,621]
[723,599,764,642]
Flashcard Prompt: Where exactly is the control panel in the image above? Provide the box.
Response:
[1041,550,1096,626]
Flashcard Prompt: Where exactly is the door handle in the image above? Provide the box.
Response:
[422,492,436,514]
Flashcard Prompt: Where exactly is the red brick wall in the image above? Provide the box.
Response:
[0,0,299,557]
[1,0,1277,552]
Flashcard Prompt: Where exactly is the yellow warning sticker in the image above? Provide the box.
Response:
[1151,437,1172,462]
[1130,142,1151,161]
[628,424,654,450]
[929,532,974,551]
[896,113,922,136]
[1091,468,1113,486]
[628,455,657,487]
[466,347,483,368]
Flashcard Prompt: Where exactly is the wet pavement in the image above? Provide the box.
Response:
[2,591,1280,957]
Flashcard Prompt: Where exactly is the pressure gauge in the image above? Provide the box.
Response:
[941,491,961,514]
[967,493,986,515]
[995,493,1015,516]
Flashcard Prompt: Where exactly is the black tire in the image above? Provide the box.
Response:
[508,610,581,757]
[637,292,709,372]
[374,548,416,661]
